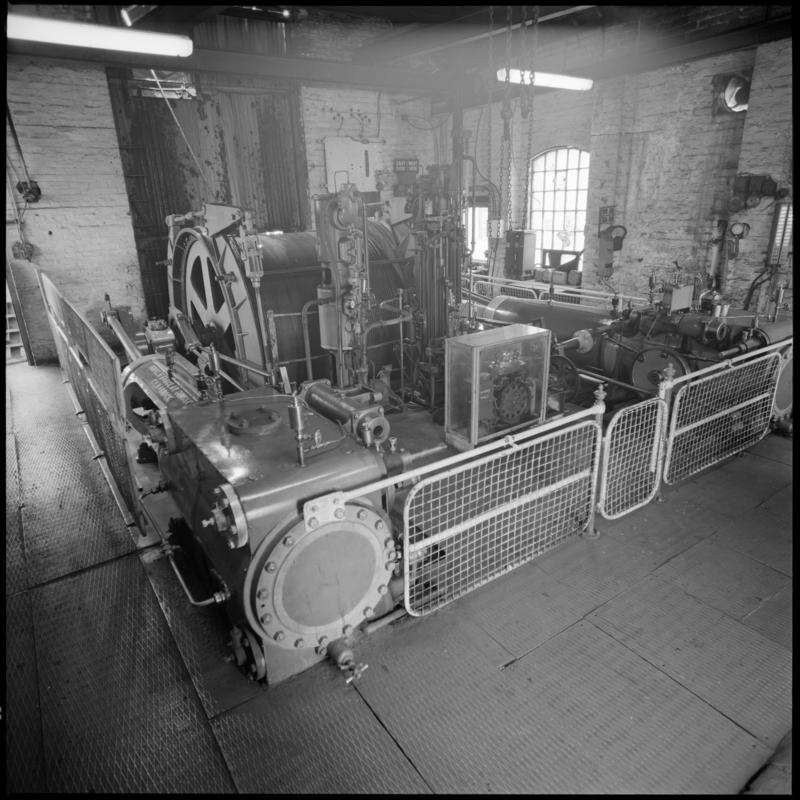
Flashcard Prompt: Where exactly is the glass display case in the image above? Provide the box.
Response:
[445,323,551,450]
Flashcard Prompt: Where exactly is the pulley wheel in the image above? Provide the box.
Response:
[169,227,263,379]
[629,346,689,393]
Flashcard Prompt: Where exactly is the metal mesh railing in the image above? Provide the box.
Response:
[404,420,600,615]
[663,351,781,485]
[38,273,136,520]
[598,397,666,519]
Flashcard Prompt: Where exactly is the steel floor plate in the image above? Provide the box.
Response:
[530,529,665,606]
[756,483,793,528]
[5,362,792,794]
[138,546,263,718]
[709,507,793,576]
[454,558,617,658]
[588,574,792,747]
[683,451,793,516]
[747,432,794,466]
[6,433,28,595]
[653,537,792,619]
[354,611,772,793]
[741,583,793,650]
[31,556,236,793]
[211,662,431,794]
[5,591,46,794]
[500,620,773,793]
[15,407,135,585]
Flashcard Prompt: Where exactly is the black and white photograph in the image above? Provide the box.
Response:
[6,4,792,794]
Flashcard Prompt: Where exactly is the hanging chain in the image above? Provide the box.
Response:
[486,5,494,229]
[522,6,539,229]
[501,5,514,234]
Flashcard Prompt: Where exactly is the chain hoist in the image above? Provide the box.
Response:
[486,5,494,234]
[501,5,514,235]
[521,6,539,230]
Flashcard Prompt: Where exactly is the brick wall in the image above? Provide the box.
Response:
[299,87,440,229]
[581,51,760,300]
[723,39,793,312]
[460,33,790,305]
[6,55,146,362]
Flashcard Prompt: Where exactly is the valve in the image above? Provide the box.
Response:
[327,638,368,684]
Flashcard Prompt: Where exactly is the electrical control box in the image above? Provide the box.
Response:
[662,283,694,312]
[324,137,382,193]
[445,323,551,450]
[505,230,537,278]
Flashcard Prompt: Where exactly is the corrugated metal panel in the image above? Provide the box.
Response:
[107,66,308,319]
[192,15,287,56]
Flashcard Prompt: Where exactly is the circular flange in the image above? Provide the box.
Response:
[244,502,395,649]
[214,483,249,549]
[630,346,690,393]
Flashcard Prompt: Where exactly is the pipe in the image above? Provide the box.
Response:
[216,351,274,380]
[363,309,413,339]
[578,369,652,395]
[104,314,143,364]
[364,607,406,635]
[165,546,229,607]
[301,299,319,381]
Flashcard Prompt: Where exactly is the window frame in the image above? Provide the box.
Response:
[527,146,590,272]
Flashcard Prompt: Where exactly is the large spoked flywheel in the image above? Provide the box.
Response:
[169,228,264,374]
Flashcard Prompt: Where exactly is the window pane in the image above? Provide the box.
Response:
[566,169,578,191]
[568,148,579,169]
[566,189,577,211]
[528,147,590,274]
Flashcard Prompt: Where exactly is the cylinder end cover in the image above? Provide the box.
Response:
[246,502,395,648]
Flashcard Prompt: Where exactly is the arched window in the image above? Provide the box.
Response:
[528,147,590,271]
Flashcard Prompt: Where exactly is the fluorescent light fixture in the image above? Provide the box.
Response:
[7,13,194,58]
[497,67,593,91]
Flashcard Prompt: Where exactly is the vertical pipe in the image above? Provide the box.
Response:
[301,299,319,381]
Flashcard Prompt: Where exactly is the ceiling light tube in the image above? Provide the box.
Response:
[497,67,593,91]
[7,13,194,58]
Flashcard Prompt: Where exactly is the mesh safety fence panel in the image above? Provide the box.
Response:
[598,397,666,519]
[404,420,600,615]
[663,352,780,485]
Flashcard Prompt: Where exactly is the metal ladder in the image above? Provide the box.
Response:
[6,280,25,363]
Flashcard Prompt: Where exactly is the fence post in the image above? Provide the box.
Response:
[654,362,678,501]
[583,382,607,539]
